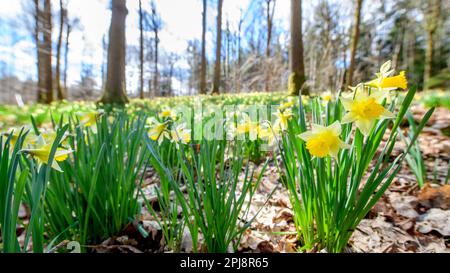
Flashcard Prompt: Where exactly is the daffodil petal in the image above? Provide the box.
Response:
[328,121,342,135]
[51,160,63,172]
[381,109,395,119]
[329,145,340,158]
[355,88,368,100]
[370,90,388,102]
[355,119,374,136]
[311,123,327,132]
[341,113,357,124]
[339,140,351,149]
[380,60,392,74]
[298,131,314,142]
[339,97,353,110]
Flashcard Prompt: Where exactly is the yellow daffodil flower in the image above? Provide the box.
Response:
[278,99,295,111]
[159,108,178,120]
[2,127,24,147]
[170,123,191,149]
[340,88,395,136]
[273,108,293,131]
[148,118,170,145]
[298,121,349,158]
[78,111,100,127]
[22,136,73,172]
[365,60,408,91]
[26,129,69,147]
[321,91,333,102]
[236,115,260,138]
[258,123,279,146]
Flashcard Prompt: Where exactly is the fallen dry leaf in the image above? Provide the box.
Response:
[273,208,293,223]
[416,208,450,236]
[389,192,419,219]
[417,184,450,210]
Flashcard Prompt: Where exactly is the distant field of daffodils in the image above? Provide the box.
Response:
[0,90,447,131]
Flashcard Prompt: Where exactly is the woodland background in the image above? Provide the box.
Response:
[0,0,449,105]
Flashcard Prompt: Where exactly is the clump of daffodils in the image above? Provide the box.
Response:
[279,60,433,253]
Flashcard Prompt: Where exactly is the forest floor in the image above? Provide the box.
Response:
[91,105,450,253]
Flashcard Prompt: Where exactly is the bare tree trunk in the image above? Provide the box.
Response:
[100,0,129,104]
[168,62,174,96]
[35,0,53,104]
[200,0,207,94]
[392,28,404,70]
[139,0,144,99]
[424,31,434,89]
[339,39,347,91]
[149,1,161,97]
[424,0,441,90]
[288,0,306,95]
[346,0,363,87]
[236,11,243,93]
[56,0,66,100]
[154,29,159,96]
[101,34,106,89]
[34,0,45,103]
[64,18,71,92]
[211,0,223,95]
[225,19,231,93]
[43,0,53,104]
[265,0,276,92]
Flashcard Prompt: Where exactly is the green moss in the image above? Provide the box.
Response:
[288,72,307,96]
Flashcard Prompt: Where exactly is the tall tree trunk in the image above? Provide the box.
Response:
[236,12,243,93]
[211,0,223,95]
[169,63,174,96]
[265,0,276,92]
[43,0,53,104]
[288,0,306,95]
[424,30,434,90]
[346,0,363,87]
[200,0,207,94]
[139,0,144,99]
[225,19,231,93]
[424,0,441,90]
[34,0,45,103]
[153,29,159,96]
[100,0,129,104]
[101,34,106,89]
[56,0,65,100]
[35,0,53,104]
[392,27,404,70]
[63,18,71,92]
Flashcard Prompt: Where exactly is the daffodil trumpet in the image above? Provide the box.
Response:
[298,121,349,159]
